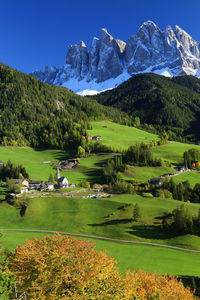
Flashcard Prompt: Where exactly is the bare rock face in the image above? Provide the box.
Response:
[66,40,89,79]
[89,37,100,79]
[95,28,124,82]
[30,21,200,93]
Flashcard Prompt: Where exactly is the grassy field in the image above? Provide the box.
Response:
[0,147,113,185]
[123,166,200,187]
[1,194,200,277]
[172,171,200,188]
[1,125,200,277]
[123,166,177,182]
[88,121,158,150]
[1,231,200,276]
[153,141,200,164]
[0,147,70,181]
[1,194,200,246]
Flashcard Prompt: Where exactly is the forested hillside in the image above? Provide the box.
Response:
[0,63,130,149]
[94,73,200,141]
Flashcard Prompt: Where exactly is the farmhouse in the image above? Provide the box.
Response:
[59,158,79,170]
[174,166,187,172]
[13,179,29,187]
[46,182,54,191]
[29,180,43,189]
[92,136,102,141]
[148,177,163,185]
[85,135,93,140]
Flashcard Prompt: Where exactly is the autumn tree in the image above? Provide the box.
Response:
[9,234,194,299]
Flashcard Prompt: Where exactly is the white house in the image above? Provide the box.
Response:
[57,177,69,188]
[46,182,54,191]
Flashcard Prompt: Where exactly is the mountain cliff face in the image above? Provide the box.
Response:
[30,21,200,95]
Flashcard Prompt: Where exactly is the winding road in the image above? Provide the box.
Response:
[1,228,200,253]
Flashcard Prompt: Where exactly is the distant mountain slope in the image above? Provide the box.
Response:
[31,21,200,95]
[93,73,200,140]
[0,63,129,148]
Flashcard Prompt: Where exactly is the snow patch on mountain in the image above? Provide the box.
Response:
[63,71,131,95]
[30,21,200,95]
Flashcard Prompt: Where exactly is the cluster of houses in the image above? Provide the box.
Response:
[85,135,102,141]
[10,168,75,197]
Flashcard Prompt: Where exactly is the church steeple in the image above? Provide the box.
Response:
[56,168,60,180]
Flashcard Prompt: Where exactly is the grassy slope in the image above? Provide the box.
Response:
[1,195,200,246]
[1,194,200,276]
[1,231,200,276]
[0,147,113,184]
[0,147,70,181]
[123,166,177,182]
[152,142,200,164]
[88,121,158,150]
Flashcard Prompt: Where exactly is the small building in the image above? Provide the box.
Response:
[59,159,79,170]
[29,180,43,189]
[46,182,54,191]
[0,160,3,166]
[92,136,102,141]
[40,184,47,192]
[13,179,29,187]
[148,177,163,185]
[20,186,29,194]
[69,183,76,188]
[174,166,186,173]
[57,177,69,188]
[85,135,93,140]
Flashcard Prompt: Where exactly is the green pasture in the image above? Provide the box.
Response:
[123,166,177,182]
[172,171,200,188]
[153,141,200,164]
[1,194,200,250]
[88,121,158,150]
[0,147,113,185]
[62,154,113,185]
[0,147,69,181]
[0,231,200,276]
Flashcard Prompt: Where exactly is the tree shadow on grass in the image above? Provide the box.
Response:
[127,224,175,240]
[79,166,104,184]
[34,148,75,161]
[89,218,133,227]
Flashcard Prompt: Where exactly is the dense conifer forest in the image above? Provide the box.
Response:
[93,73,200,141]
[0,64,130,149]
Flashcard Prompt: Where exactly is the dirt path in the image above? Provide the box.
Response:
[1,228,200,253]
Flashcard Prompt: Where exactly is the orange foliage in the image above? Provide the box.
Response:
[9,234,194,299]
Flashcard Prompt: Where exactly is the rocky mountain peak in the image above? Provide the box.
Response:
[30,21,200,95]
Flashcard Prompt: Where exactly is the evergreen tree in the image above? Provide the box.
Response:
[133,203,141,221]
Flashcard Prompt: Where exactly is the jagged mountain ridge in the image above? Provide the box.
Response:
[30,21,200,95]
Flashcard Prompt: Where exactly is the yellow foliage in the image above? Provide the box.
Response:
[9,234,194,299]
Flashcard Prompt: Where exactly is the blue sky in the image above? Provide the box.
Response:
[1,0,200,73]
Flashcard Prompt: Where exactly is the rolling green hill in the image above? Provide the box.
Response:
[88,121,158,150]
[0,63,130,149]
[1,194,200,276]
[93,73,200,141]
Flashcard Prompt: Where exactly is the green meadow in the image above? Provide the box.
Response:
[88,121,158,150]
[0,147,112,184]
[1,231,200,276]
[152,141,200,164]
[1,123,200,277]
[123,166,177,182]
[1,194,200,276]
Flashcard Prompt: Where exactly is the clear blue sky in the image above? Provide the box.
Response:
[1,0,200,73]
